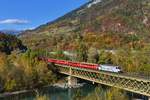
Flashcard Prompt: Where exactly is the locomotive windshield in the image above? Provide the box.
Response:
[116,66,121,69]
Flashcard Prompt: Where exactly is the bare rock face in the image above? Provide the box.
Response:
[87,0,102,8]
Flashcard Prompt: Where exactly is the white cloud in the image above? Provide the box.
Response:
[0,19,29,25]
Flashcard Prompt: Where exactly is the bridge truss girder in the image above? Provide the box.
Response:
[55,64,150,97]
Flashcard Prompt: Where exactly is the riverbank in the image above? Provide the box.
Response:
[0,89,35,98]
[53,82,86,89]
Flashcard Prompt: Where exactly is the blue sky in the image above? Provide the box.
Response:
[0,0,88,30]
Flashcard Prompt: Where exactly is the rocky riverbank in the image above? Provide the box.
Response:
[53,82,86,89]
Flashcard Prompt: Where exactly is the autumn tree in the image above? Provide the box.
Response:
[87,47,99,63]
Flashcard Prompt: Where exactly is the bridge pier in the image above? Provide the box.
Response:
[67,67,78,88]
[68,76,78,88]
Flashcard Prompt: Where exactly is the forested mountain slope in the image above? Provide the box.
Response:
[0,32,26,54]
[20,0,150,51]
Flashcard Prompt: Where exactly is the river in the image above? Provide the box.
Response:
[0,83,148,100]
[0,83,96,100]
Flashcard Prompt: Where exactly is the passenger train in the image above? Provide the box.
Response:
[39,57,122,73]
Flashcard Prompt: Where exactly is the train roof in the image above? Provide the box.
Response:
[100,64,119,67]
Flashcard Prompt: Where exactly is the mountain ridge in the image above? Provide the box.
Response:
[0,29,23,35]
[20,0,150,50]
